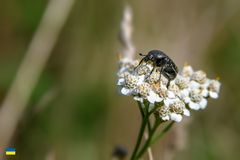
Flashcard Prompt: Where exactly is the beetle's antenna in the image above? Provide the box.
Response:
[139,53,146,56]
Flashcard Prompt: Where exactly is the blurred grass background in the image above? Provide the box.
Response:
[0,0,240,159]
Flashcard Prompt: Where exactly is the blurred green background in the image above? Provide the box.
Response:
[0,0,240,159]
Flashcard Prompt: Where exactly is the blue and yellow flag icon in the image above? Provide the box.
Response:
[5,148,16,156]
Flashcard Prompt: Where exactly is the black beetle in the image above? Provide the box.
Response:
[136,50,178,88]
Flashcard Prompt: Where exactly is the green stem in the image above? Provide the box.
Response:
[147,118,152,133]
[150,121,175,146]
[136,121,175,159]
[136,119,162,159]
[137,101,152,132]
[137,101,145,118]
[130,102,149,160]
[144,102,152,132]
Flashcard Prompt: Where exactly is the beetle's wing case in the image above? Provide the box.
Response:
[171,60,178,73]
[148,50,167,59]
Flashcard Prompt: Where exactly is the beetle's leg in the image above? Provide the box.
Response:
[149,67,155,76]
[157,67,164,86]
[166,80,170,88]
[159,67,163,81]
[145,67,155,79]
[159,66,171,88]
[134,58,145,71]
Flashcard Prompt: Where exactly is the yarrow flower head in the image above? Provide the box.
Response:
[117,58,221,123]
[117,6,222,159]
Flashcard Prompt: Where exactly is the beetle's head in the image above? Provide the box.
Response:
[139,53,151,61]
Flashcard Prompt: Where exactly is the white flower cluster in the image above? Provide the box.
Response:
[117,58,221,122]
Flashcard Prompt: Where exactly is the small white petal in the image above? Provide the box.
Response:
[117,78,125,85]
[167,91,175,98]
[189,101,200,110]
[209,91,219,99]
[199,98,208,109]
[183,109,190,116]
[190,81,200,89]
[137,75,145,85]
[201,89,208,97]
[162,115,170,121]
[182,65,194,77]
[155,96,163,102]
[147,90,163,104]
[170,113,182,122]
[184,97,191,103]
[147,97,155,104]
[121,87,131,95]
[164,98,172,107]
[133,96,143,103]
[209,80,221,93]
[181,89,189,98]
